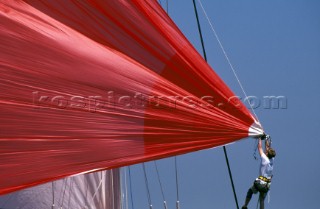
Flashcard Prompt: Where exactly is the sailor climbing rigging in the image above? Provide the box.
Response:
[242,135,276,209]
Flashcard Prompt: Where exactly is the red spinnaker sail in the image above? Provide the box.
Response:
[0,0,263,194]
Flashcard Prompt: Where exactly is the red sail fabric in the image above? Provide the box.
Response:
[0,0,263,195]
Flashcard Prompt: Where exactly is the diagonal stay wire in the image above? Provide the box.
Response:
[67,176,74,209]
[142,163,152,209]
[128,166,135,209]
[174,157,180,209]
[154,161,166,201]
[52,181,55,208]
[154,161,168,209]
[192,1,241,209]
[223,146,240,209]
[124,167,129,209]
[60,177,70,208]
[196,0,262,125]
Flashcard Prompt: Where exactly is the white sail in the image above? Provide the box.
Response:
[0,169,121,209]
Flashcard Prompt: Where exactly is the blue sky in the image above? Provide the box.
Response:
[127,1,320,209]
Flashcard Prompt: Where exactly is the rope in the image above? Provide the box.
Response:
[192,0,207,61]
[154,161,168,209]
[142,163,153,209]
[166,0,169,14]
[223,147,240,209]
[192,1,240,209]
[154,161,166,201]
[159,0,169,14]
[196,0,261,124]
[128,166,135,209]
[174,157,180,209]
[84,174,89,208]
[59,178,68,208]
[111,170,115,209]
[92,171,105,201]
[124,167,129,209]
[253,139,259,160]
[120,169,124,209]
[52,181,55,208]
[67,177,74,209]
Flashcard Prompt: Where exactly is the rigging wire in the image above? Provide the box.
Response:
[196,0,261,124]
[158,0,169,14]
[67,177,74,209]
[128,166,135,209]
[84,173,89,209]
[191,1,240,209]
[223,147,240,209]
[166,0,169,14]
[60,177,70,208]
[120,169,124,209]
[154,161,168,209]
[126,169,130,209]
[56,178,64,207]
[192,0,207,61]
[111,170,115,209]
[174,157,180,209]
[52,181,55,208]
[142,163,153,209]
[92,171,105,201]
[121,167,128,209]
[253,139,259,160]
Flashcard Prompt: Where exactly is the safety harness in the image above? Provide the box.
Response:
[254,176,272,193]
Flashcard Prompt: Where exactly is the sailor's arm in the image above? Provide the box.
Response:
[265,138,270,153]
[258,138,264,156]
